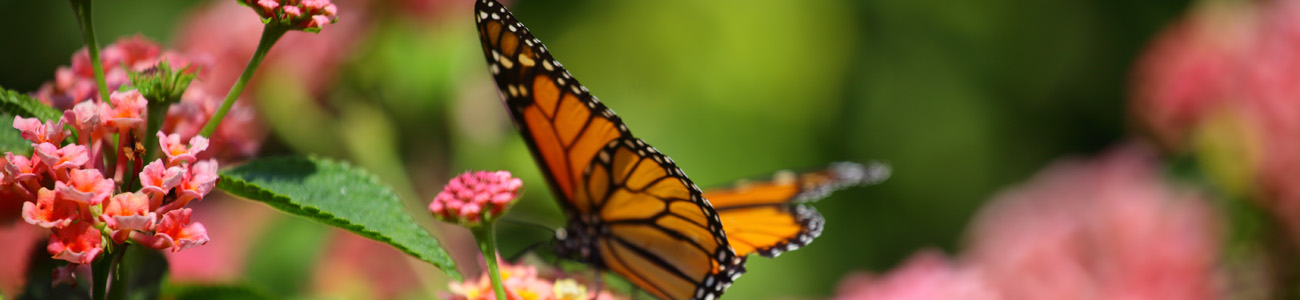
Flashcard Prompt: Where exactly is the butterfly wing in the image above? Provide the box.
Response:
[474,1,744,299]
[704,162,890,257]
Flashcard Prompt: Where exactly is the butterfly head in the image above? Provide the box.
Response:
[553,221,600,264]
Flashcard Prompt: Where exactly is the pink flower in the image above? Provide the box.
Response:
[101,90,148,134]
[160,159,219,214]
[4,153,43,183]
[21,188,77,229]
[139,160,184,205]
[47,222,103,264]
[13,116,70,145]
[33,143,89,173]
[101,192,157,243]
[443,260,616,300]
[55,169,115,206]
[429,171,523,226]
[964,145,1221,299]
[236,0,339,32]
[831,251,1000,300]
[32,35,181,109]
[135,208,209,252]
[158,132,209,166]
[62,101,101,139]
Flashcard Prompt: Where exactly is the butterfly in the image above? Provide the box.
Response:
[474,1,888,299]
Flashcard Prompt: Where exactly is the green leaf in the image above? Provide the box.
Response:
[0,87,62,122]
[217,156,459,278]
[0,112,31,154]
[166,285,272,300]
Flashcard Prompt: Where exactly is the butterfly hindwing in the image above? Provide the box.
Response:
[705,162,890,257]
[474,1,745,299]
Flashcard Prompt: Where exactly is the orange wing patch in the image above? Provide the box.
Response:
[705,162,891,257]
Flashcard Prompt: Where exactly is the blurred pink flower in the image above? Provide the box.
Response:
[236,0,339,32]
[33,35,189,109]
[176,0,367,98]
[430,170,523,226]
[1132,0,1300,244]
[0,224,44,295]
[964,145,1221,300]
[444,260,618,300]
[831,251,1000,300]
[311,230,423,299]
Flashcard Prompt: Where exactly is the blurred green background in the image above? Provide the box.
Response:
[0,0,1192,298]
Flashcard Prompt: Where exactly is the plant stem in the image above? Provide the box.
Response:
[69,0,109,102]
[471,224,508,300]
[200,23,287,137]
[106,244,130,300]
[91,244,113,300]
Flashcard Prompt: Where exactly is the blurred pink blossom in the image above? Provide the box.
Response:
[832,251,1000,300]
[1132,0,1300,243]
[33,35,190,109]
[965,145,1221,300]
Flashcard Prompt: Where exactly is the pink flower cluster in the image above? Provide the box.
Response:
[33,36,189,110]
[833,146,1222,300]
[30,36,266,162]
[6,89,218,269]
[1131,0,1300,240]
[444,260,618,300]
[429,171,522,226]
[238,0,339,31]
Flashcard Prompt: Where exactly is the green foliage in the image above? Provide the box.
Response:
[0,87,61,122]
[0,112,30,154]
[216,155,459,278]
[167,285,273,300]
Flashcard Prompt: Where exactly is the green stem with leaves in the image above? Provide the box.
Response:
[201,23,288,137]
[69,0,109,102]
[470,224,508,300]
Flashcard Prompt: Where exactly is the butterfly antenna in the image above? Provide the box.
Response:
[499,218,557,235]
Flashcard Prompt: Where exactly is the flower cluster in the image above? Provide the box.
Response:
[29,36,266,162]
[33,36,189,110]
[1131,0,1300,240]
[444,261,618,300]
[238,0,340,32]
[7,89,218,270]
[833,146,1222,299]
[429,171,522,227]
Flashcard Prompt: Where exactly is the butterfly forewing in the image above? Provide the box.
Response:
[474,1,745,299]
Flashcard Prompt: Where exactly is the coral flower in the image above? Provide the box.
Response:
[101,192,157,243]
[4,153,44,183]
[158,132,209,166]
[429,171,523,227]
[55,169,115,206]
[21,188,78,229]
[136,208,209,252]
[47,222,103,264]
[13,116,70,145]
[139,159,184,206]
[101,90,148,134]
[33,143,89,173]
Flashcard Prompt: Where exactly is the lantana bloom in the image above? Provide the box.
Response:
[21,188,77,229]
[135,208,209,252]
[237,0,340,31]
[33,143,89,173]
[55,169,114,206]
[13,116,69,145]
[101,192,157,243]
[101,90,148,134]
[444,261,618,300]
[47,222,103,265]
[429,170,523,226]
[158,132,209,166]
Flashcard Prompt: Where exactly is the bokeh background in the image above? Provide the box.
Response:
[5,0,1263,298]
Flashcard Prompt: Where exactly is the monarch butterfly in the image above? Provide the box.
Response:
[474,1,887,299]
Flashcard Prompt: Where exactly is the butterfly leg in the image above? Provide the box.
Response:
[589,268,603,300]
